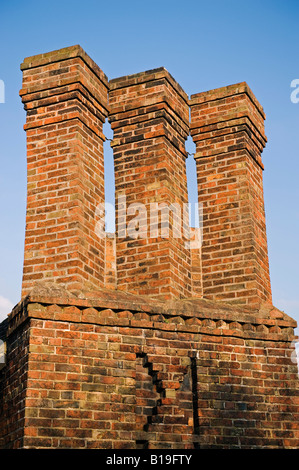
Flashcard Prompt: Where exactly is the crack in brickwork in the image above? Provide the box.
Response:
[135,352,195,449]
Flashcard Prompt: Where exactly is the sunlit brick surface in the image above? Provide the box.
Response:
[0,47,298,449]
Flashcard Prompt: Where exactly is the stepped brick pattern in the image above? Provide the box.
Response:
[0,46,298,449]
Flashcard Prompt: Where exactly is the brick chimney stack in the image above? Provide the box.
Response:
[20,46,109,296]
[109,68,192,299]
[190,82,272,306]
[19,46,272,307]
[3,46,297,451]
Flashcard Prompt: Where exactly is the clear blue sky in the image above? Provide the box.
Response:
[0,0,298,335]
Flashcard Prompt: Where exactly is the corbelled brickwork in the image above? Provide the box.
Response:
[109,68,192,299]
[0,287,298,449]
[0,46,298,449]
[190,84,271,307]
[20,46,109,296]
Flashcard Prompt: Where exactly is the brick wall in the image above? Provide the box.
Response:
[0,318,29,448]
[0,290,298,449]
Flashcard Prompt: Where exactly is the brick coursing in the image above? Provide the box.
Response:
[20,46,109,297]
[109,68,192,299]
[0,46,298,449]
[190,84,271,307]
[0,289,298,449]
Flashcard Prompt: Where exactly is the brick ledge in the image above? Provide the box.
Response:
[4,284,297,341]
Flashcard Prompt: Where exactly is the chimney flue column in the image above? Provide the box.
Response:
[20,46,109,296]
[109,68,192,299]
[190,82,272,307]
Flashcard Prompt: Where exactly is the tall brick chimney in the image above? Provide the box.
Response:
[190,82,272,306]
[20,46,109,296]
[109,68,192,299]
[1,46,298,451]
